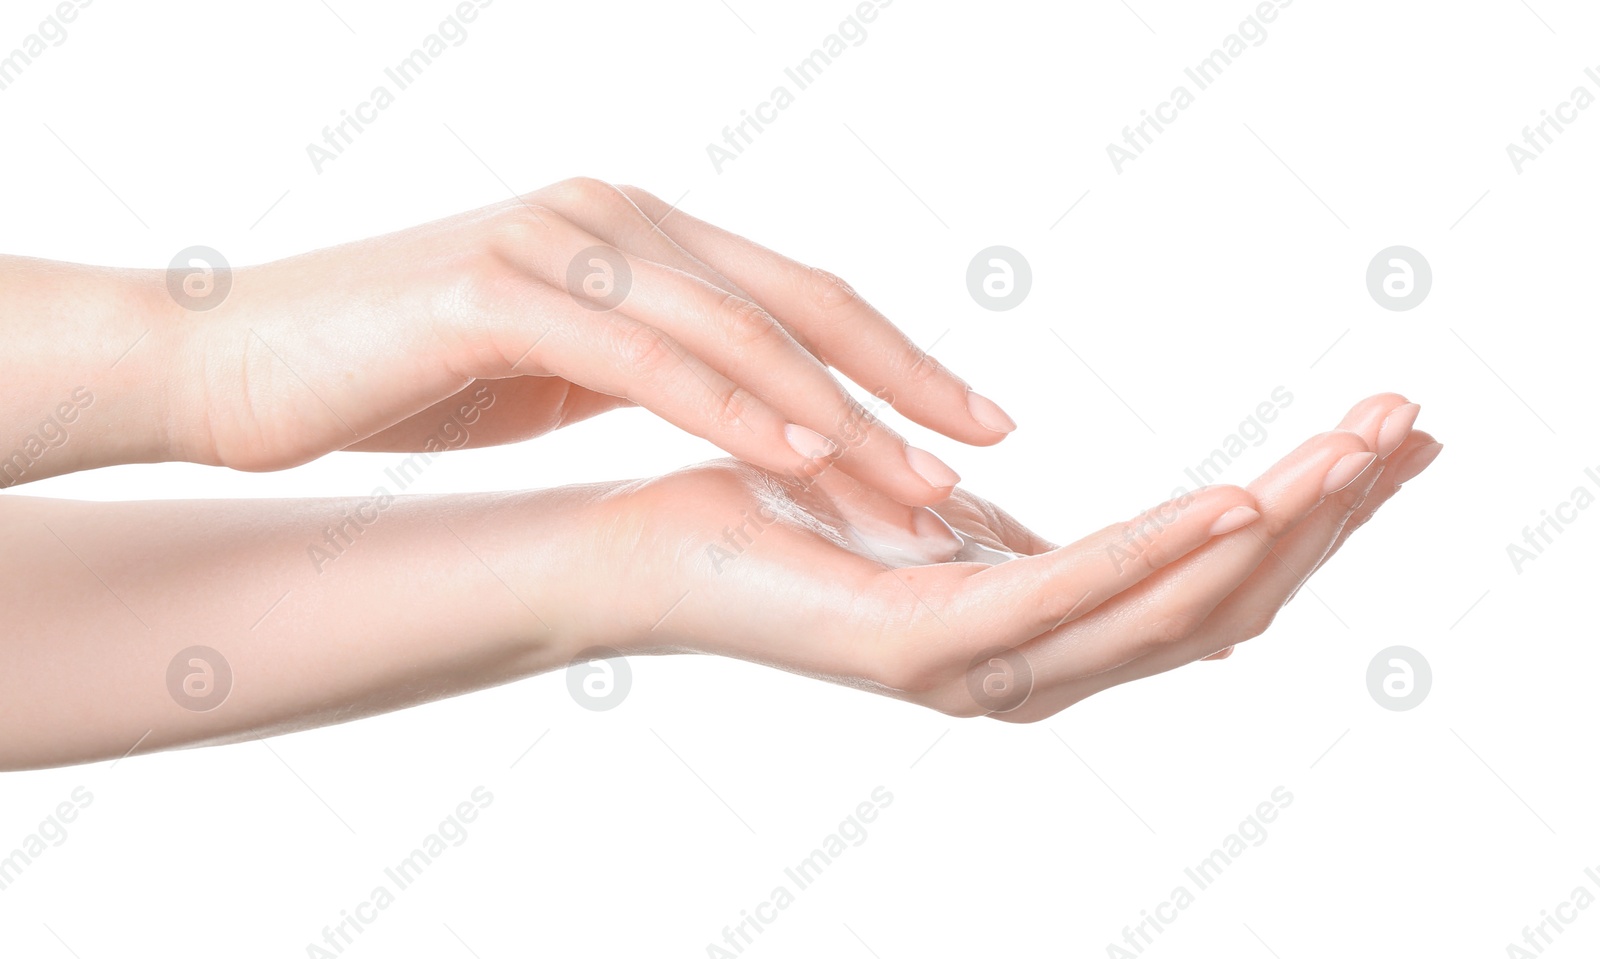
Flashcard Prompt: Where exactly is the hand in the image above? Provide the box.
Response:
[580,393,1439,719]
[0,393,1436,768]
[167,178,1011,505]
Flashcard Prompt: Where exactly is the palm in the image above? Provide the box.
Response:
[595,395,1436,722]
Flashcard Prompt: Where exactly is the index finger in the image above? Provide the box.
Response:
[616,186,1017,447]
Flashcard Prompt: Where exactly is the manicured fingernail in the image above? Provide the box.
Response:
[1209,505,1260,536]
[1392,441,1443,485]
[1323,452,1377,495]
[967,391,1016,433]
[905,445,961,488]
[912,507,963,553]
[1376,403,1421,458]
[785,424,836,460]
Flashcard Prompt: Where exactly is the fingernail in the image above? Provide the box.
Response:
[1323,452,1377,495]
[905,445,961,489]
[1209,505,1260,536]
[785,424,836,460]
[1392,441,1443,485]
[1376,403,1421,459]
[967,391,1016,433]
[912,507,964,554]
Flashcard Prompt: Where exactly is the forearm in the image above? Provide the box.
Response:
[0,255,187,486]
[0,485,605,770]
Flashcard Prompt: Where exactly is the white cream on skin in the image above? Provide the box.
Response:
[756,467,1024,570]
[838,509,1022,569]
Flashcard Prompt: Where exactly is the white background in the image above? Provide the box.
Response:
[3,0,1599,956]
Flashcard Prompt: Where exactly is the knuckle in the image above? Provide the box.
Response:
[440,253,527,362]
[489,202,559,250]
[807,267,862,313]
[616,324,679,375]
[1257,506,1300,540]
[535,178,639,224]
[715,294,779,348]
[708,385,760,433]
[1106,520,1163,576]
[614,183,656,205]
[554,176,618,206]
[1140,610,1204,650]
[900,350,944,386]
[835,396,878,443]
[450,249,518,308]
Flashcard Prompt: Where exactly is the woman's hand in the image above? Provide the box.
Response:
[0,393,1436,769]
[164,178,1009,505]
[583,393,1438,719]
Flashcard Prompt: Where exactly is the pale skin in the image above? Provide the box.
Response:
[2,179,1006,501]
[0,181,1441,770]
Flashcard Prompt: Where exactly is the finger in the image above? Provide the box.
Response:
[544,178,958,506]
[1081,403,1430,670]
[1317,431,1440,562]
[1000,429,1373,716]
[494,279,833,482]
[1225,396,1422,613]
[1063,431,1442,689]
[613,257,963,506]
[616,185,1017,446]
[1209,393,1417,594]
[933,484,1261,652]
[1118,445,1395,674]
[493,207,964,505]
[1209,415,1433,645]
[1330,392,1417,459]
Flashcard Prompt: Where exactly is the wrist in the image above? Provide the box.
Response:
[0,258,191,485]
[449,483,639,672]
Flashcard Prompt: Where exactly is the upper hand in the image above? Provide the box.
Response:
[170,178,1012,505]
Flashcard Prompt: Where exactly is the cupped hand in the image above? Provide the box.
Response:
[171,178,1009,506]
[573,393,1439,720]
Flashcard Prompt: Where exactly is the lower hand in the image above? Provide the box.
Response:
[575,393,1438,719]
